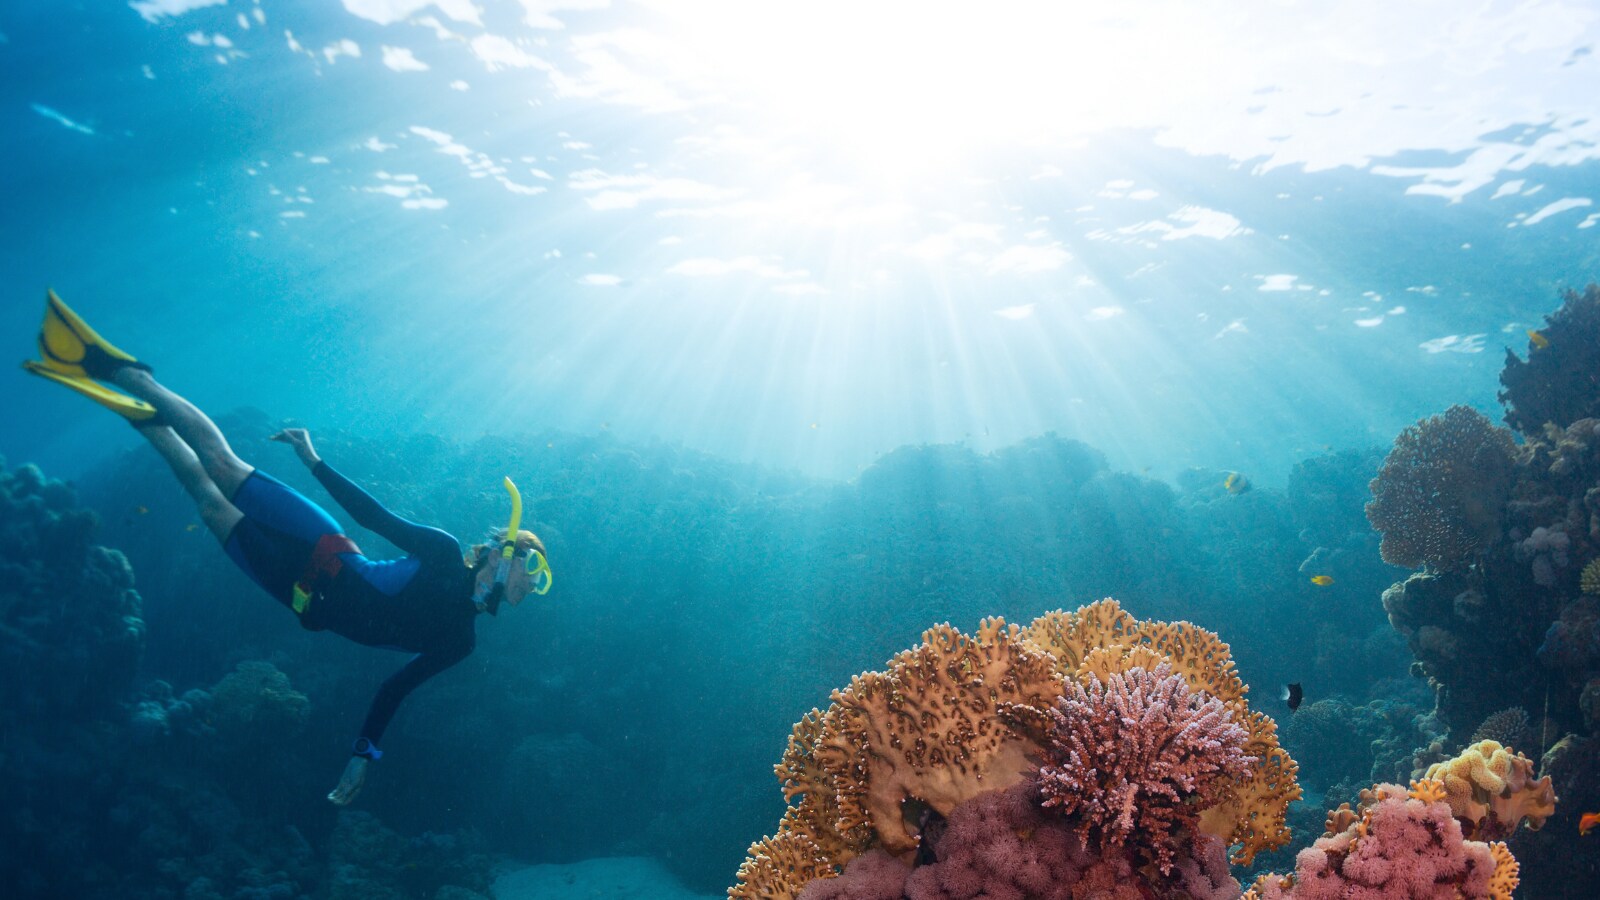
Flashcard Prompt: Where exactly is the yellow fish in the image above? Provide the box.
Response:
[1310,575,1334,587]
[185,524,199,532]
[1527,329,1549,350]
[1224,472,1252,495]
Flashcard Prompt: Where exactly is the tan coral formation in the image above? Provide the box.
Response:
[1422,739,1557,839]
[1024,599,1300,865]
[730,599,1302,899]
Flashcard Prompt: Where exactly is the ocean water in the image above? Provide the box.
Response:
[2,1,1598,898]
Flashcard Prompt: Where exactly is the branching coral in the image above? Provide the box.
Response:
[1024,600,1301,866]
[1499,283,1600,434]
[1421,740,1555,840]
[1033,663,1253,874]
[1365,405,1518,572]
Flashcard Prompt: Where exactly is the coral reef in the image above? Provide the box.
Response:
[326,811,493,900]
[0,460,145,722]
[733,600,1297,899]
[1363,283,1600,896]
[1499,283,1600,434]
[1365,406,1517,573]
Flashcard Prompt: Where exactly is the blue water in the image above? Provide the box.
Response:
[2,2,1598,898]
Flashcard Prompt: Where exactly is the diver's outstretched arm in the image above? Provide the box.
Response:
[113,368,253,498]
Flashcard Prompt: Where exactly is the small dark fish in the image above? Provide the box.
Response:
[1224,472,1252,495]
[1283,682,1303,711]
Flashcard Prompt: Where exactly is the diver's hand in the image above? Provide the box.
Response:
[271,428,322,468]
[328,756,368,805]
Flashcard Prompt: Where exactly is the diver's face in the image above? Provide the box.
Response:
[504,563,537,604]
[472,555,536,606]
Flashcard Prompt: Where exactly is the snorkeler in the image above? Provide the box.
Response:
[22,291,552,805]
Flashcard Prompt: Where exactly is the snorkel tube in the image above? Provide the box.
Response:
[474,477,522,615]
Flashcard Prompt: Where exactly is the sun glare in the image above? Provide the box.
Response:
[642,1,1232,180]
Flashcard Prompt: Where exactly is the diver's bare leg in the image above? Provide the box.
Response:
[134,425,244,541]
[111,369,254,498]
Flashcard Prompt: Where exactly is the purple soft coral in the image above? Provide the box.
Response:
[1035,663,1254,874]
[904,783,1139,900]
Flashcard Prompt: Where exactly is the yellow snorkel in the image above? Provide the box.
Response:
[497,476,522,586]
[474,477,550,614]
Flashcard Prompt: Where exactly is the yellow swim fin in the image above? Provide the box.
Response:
[36,289,146,380]
[22,360,158,421]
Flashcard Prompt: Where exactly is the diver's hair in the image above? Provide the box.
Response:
[468,528,546,568]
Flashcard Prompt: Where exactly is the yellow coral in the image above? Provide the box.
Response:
[1323,802,1358,838]
[815,618,1063,855]
[1487,841,1520,900]
[1020,598,1140,675]
[1423,740,1556,838]
[1408,777,1449,805]
[1582,557,1600,595]
[753,614,1064,899]
[729,814,833,900]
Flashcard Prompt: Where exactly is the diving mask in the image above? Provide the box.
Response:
[523,547,553,596]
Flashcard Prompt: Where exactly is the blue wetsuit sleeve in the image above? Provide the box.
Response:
[358,643,472,747]
[312,461,459,559]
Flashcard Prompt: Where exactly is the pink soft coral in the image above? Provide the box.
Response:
[1255,787,1499,899]
[1035,663,1254,874]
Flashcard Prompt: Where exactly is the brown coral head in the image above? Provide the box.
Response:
[1366,405,1517,572]
[1469,706,1531,751]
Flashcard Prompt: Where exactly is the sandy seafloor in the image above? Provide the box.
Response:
[492,857,723,899]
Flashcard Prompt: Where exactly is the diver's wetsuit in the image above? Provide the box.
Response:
[222,462,477,752]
